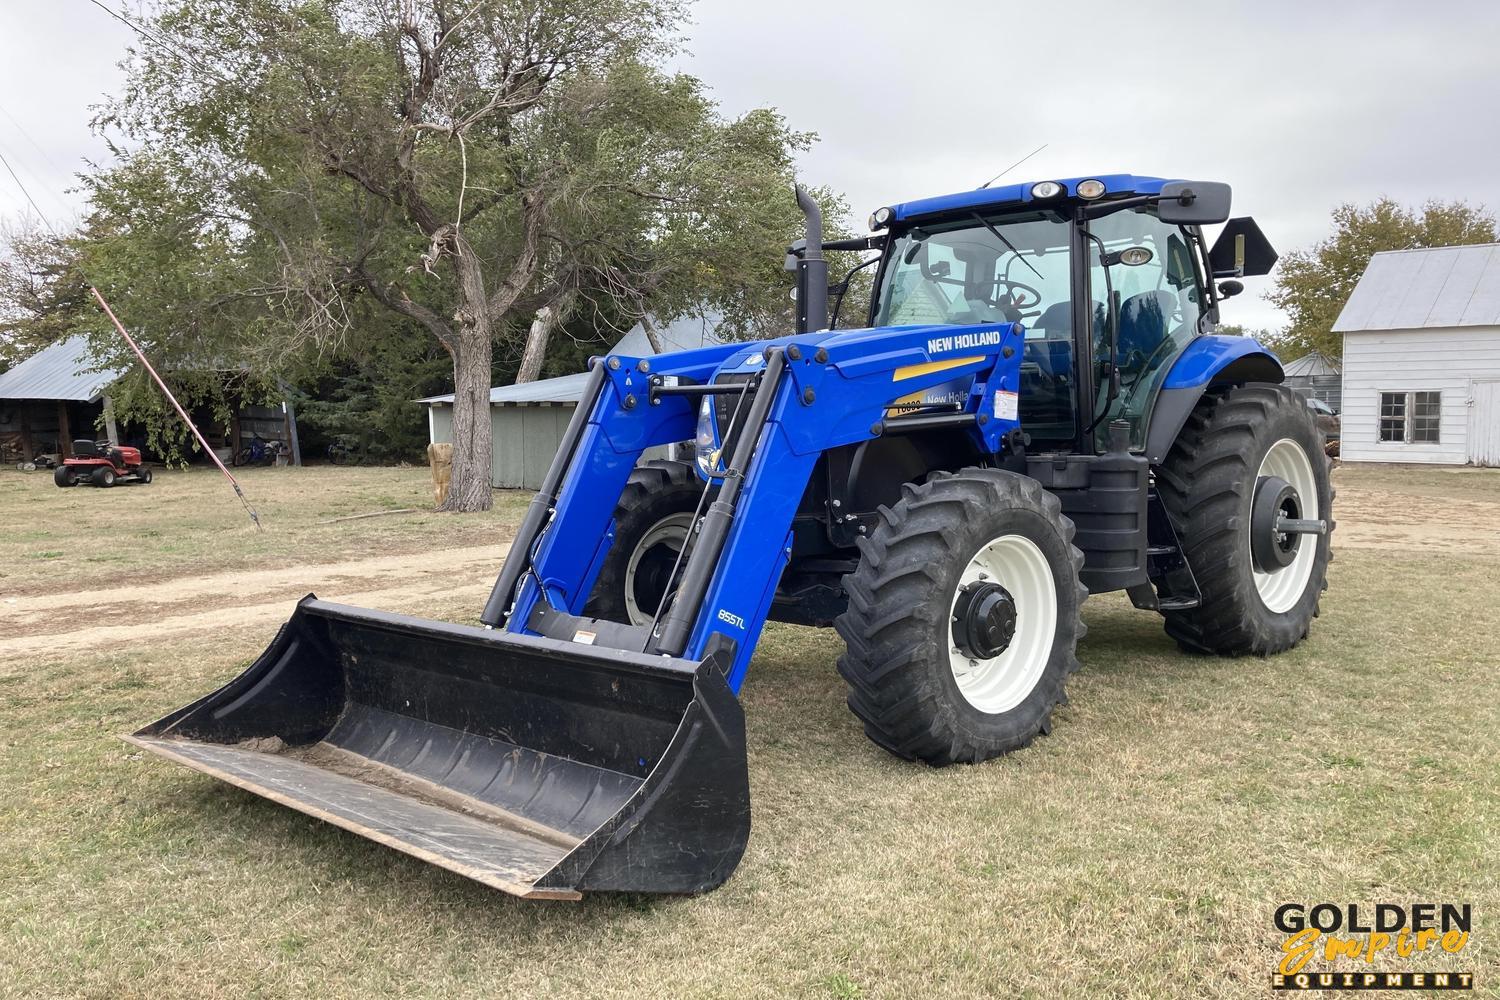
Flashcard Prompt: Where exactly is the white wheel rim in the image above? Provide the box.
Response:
[948,533,1058,714]
[623,513,694,626]
[1252,437,1319,614]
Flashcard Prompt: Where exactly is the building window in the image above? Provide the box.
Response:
[1379,392,1406,442]
[1411,391,1441,442]
[1378,390,1441,444]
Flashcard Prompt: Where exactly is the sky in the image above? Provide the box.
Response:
[3,0,1499,334]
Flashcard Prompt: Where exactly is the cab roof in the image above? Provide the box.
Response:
[887,174,1174,223]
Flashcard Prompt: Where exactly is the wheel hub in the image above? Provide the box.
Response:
[1251,475,1301,571]
[952,581,1018,660]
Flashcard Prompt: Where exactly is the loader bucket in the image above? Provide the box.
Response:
[126,597,750,899]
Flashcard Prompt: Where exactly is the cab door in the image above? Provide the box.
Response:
[1085,208,1206,451]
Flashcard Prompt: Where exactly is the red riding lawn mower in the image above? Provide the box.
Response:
[53,439,153,488]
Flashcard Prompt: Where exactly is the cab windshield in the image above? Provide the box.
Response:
[873,211,1081,446]
[873,211,1072,330]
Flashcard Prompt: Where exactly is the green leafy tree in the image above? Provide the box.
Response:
[59,0,831,511]
[1268,198,1495,360]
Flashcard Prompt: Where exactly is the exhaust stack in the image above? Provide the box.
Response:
[794,184,828,333]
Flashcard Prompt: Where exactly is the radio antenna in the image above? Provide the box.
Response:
[979,143,1048,189]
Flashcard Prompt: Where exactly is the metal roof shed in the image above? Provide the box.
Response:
[1281,351,1342,411]
[422,314,725,489]
[0,335,123,402]
[0,336,125,463]
[1332,244,1500,466]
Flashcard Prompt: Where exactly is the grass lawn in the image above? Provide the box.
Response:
[0,464,528,597]
[0,463,1496,998]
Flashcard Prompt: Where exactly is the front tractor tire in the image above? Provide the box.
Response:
[1156,383,1334,655]
[585,460,706,627]
[836,469,1086,766]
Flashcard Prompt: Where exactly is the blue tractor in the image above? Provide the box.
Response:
[131,174,1331,899]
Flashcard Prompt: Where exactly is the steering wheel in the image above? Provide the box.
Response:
[996,279,1041,313]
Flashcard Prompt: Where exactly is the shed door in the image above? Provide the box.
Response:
[1468,380,1500,467]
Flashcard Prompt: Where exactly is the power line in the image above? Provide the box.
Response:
[0,100,74,189]
[0,145,58,232]
[82,0,233,84]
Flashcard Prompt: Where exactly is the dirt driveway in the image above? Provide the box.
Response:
[1332,464,1500,556]
[0,544,511,659]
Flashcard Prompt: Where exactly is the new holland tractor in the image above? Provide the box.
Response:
[130,174,1331,899]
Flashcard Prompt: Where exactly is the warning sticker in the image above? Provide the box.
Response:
[573,629,597,645]
[994,390,1019,421]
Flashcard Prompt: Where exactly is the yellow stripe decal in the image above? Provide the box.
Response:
[892,356,983,381]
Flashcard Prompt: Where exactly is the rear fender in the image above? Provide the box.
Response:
[1145,335,1283,464]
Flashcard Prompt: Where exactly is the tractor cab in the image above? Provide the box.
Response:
[859,175,1277,455]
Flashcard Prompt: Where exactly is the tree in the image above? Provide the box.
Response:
[71,0,823,511]
[1268,198,1495,360]
[0,219,84,368]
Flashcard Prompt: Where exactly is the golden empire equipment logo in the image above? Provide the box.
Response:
[1271,902,1473,991]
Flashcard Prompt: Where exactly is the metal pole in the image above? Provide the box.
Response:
[89,287,261,529]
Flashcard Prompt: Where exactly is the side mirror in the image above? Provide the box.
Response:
[1218,279,1244,298]
[1157,180,1232,225]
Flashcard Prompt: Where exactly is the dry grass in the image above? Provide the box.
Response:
[0,465,528,596]
[0,464,1496,998]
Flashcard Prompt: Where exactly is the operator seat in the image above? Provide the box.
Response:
[1116,290,1175,373]
[72,439,100,459]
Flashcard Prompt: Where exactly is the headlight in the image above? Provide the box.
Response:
[1076,178,1106,200]
[695,396,723,478]
[1030,181,1063,199]
[868,206,893,231]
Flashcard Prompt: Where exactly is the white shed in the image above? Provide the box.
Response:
[422,314,725,489]
[1331,244,1500,466]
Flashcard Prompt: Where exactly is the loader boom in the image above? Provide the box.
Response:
[485,320,1025,691]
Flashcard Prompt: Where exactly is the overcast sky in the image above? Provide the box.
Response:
[3,0,1499,333]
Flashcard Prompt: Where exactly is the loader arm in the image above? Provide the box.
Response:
[490,320,1026,691]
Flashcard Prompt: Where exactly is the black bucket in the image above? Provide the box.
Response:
[127,597,750,899]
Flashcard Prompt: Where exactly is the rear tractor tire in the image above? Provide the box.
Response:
[1156,383,1334,655]
[835,468,1086,765]
[585,460,708,627]
[53,466,78,488]
[92,466,117,488]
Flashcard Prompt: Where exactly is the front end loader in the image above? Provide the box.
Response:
[131,174,1331,898]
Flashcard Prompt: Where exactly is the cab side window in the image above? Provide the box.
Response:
[1087,208,1204,449]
